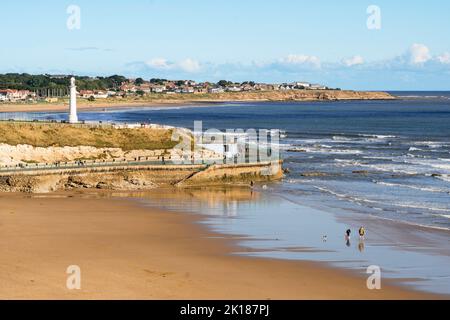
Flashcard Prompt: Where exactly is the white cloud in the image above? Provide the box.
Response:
[280,54,321,68]
[409,44,431,65]
[125,44,450,90]
[437,52,450,64]
[145,57,201,73]
[178,58,201,73]
[342,55,364,67]
[146,58,172,69]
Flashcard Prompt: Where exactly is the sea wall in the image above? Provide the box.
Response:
[0,161,282,193]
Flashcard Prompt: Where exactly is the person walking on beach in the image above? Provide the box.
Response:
[359,226,366,240]
[345,229,351,238]
[345,229,351,247]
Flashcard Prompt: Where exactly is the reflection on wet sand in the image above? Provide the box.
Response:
[358,241,365,253]
[110,187,261,217]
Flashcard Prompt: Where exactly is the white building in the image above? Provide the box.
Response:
[226,86,242,92]
[295,82,311,88]
[310,84,327,90]
[151,86,166,93]
[208,87,225,94]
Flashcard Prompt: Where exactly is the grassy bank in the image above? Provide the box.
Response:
[0,122,178,151]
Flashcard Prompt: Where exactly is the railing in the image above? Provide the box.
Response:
[0,119,124,129]
[0,156,234,174]
[0,118,177,130]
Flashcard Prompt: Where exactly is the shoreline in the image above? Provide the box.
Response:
[0,190,442,299]
[0,90,395,113]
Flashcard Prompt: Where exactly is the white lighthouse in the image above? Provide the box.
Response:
[69,77,78,123]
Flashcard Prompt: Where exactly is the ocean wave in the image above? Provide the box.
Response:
[434,175,450,183]
[292,135,394,147]
[304,147,364,155]
[414,141,450,149]
[334,159,364,166]
[392,202,450,213]
[357,134,397,139]
[408,147,424,151]
[314,186,379,205]
[405,153,433,159]
[397,95,450,100]
[331,136,381,143]
[362,156,394,161]
[403,158,450,173]
[332,133,396,139]
[315,186,450,214]
[374,181,450,194]
[357,163,420,175]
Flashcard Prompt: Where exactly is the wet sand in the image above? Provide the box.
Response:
[0,192,440,299]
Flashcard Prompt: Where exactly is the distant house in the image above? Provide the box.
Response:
[208,87,225,94]
[309,84,327,90]
[279,83,295,90]
[294,82,311,88]
[255,84,273,91]
[138,84,152,93]
[226,86,242,92]
[0,90,7,101]
[78,90,94,98]
[194,87,208,93]
[79,90,108,99]
[241,84,255,91]
[0,89,31,102]
[151,85,166,93]
[181,87,194,94]
[165,82,177,90]
[94,91,108,98]
[49,74,68,79]
[120,84,137,93]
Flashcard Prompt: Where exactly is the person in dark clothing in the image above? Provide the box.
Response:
[345,229,351,247]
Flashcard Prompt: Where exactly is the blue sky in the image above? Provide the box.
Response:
[1,0,449,90]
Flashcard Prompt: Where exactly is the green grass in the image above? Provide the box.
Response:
[0,122,179,151]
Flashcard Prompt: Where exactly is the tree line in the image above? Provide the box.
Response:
[0,74,127,91]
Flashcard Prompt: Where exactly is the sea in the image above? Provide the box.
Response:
[5,91,450,294]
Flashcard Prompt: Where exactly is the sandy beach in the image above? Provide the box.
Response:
[0,100,197,113]
[0,191,439,299]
